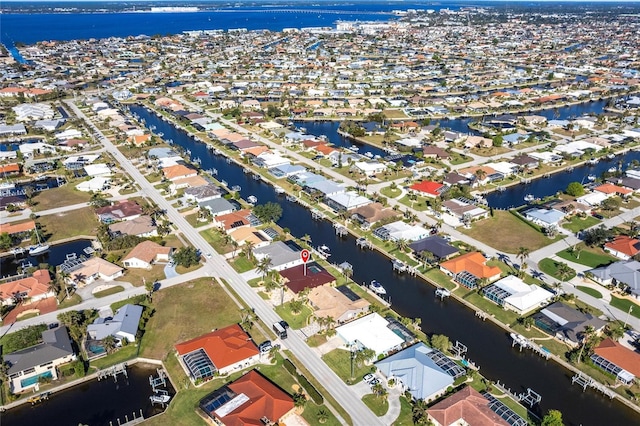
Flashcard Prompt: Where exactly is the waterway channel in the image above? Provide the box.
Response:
[130,104,640,425]
[2,363,173,426]
[0,239,92,277]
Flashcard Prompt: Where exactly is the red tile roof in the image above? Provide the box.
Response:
[0,163,20,174]
[604,235,640,258]
[0,269,52,301]
[175,324,259,370]
[440,252,502,280]
[209,370,294,426]
[0,220,36,235]
[279,262,336,294]
[595,338,640,377]
[428,386,509,426]
[410,180,444,196]
[594,183,633,196]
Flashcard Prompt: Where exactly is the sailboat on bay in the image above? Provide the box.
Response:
[29,227,50,256]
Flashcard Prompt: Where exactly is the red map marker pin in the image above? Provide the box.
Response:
[300,249,310,263]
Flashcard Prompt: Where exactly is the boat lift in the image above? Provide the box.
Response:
[97,363,128,382]
[149,368,167,393]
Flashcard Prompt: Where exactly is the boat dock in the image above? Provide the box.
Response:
[571,372,617,399]
[97,363,128,382]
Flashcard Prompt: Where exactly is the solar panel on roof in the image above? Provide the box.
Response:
[263,227,278,238]
[336,285,361,302]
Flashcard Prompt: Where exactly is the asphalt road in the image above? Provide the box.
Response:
[61,100,383,426]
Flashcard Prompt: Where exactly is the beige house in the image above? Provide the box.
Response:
[70,257,124,286]
[308,285,370,324]
[122,241,173,269]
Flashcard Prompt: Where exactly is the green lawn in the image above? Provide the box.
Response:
[199,228,234,254]
[139,278,242,360]
[458,290,520,325]
[321,348,372,385]
[424,269,457,291]
[58,293,82,309]
[556,244,615,268]
[89,345,138,370]
[380,186,402,199]
[230,256,255,273]
[274,303,312,330]
[392,396,414,426]
[538,258,576,281]
[398,195,429,211]
[576,286,603,299]
[301,402,343,426]
[37,207,98,241]
[362,393,389,416]
[562,215,600,233]
[93,285,124,298]
[31,185,91,211]
[610,296,640,320]
[460,210,559,253]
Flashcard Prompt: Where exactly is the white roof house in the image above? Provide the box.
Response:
[255,152,290,169]
[19,142,57,158]
[336,313,404,356]
[486,275,554,315]
[524,208,565,228]
[382,221,430,242]
[76,176,111,192]
[352,161,386,176]
[577,191,609,207]
[485,161,519,176]
[325,191,372,212]
[84,163,112,177]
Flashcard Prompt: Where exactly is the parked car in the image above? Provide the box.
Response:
[279,320,290,329]
[369,378,380,388]
[363,373,375,383]
[258,341,272,354]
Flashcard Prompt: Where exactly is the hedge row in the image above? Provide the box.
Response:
[283,358,323,404]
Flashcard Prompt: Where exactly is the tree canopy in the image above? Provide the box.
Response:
[541,409,564,426]
[253,202,283,223]
[173,246,200,268]
[566,182,585,197]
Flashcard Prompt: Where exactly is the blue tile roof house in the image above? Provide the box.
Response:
[524,208,565,228]
[375,342,465,402]
[87,304,144,343]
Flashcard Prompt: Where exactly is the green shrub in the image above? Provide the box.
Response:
[283,358,297,375]
[297,374,323,404]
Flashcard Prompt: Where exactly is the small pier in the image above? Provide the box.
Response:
[571,373,616,399]
[311,209,325,220]
[149,368,167,392]
[392,259,407,273]
[356,237,372,249]
[97,363,128,382]
[452,340,468,358]
[510,333,530,352]
[518,388,542,407]
[334,225,348,237]
[475,311,488,321]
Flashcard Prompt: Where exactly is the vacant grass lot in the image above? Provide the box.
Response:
[556,244,616,268]
[362,393,389,416]
[93,285,124,298]
[37,207,98,241]
[322,348,372,385]
[139,278,242,359]
[274,303,312,330]
[460,210,558,253]
[123,264,167,287]
[31,185,91,211]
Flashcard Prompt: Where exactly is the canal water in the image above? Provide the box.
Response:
[1,239,92,277]
[2,363,173,426]
[130,105,640,425]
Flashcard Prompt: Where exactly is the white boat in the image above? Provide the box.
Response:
[247,195,257,204]
[274,186,285,194]
[587,158,599,165]
[11,247,26,256]
[524,194,534,202]
[316,245,331,258]
[607,167,617,173]
[231,185,241,192]
[435,288,451,298]
[364,152,374,158]
[370,280,387,295]
[29,228,49,256]
[607,153,615,159]
[150,393,171,404]
[510,332,529,348]
[587,174,596,181]
[348,145,359,152]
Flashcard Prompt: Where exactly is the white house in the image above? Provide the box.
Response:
[484,275,554,315]
[336,313,404,356]
[87,304,143,343]
[121,241,173,269]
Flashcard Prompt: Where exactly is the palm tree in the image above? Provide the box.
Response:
[256,256,272,282]
[354,348,375,367]
[556,262,574,283]
[516,247,530,270]
[316,408,329,424]
[576,325,596,364]
[102,335,117,354]
[301,234,312,247]
[394,238,409,253]
[242,241,255,261]
[412,399,429,425]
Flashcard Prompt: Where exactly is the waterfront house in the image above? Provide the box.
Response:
[122,240,173,269]
[0,219,36,240]
[184,184,222,203]
[373,221,430,242]
[199,198,237,217]
[325,191,372,212]
[409,236,459,262]
[96,200,143,223]
[533,302,606,347]
[591,338,640,385]
[228,226,271,248]
[482,275,554,316]
[593,183,633,199]
[336,313,405,357]
[523,208,565,228]
[253,241,304,271]
[175,324,260,381]
[87,304,143,343]
[69,257,124,286]
[307,285,370,324]
[0,270,54,306]
[6,326,76,393]
[439,252,502,289]
[604,235,640,260]
[427,386,510,426]
[375,342,464,402]
[350,202,401,229]
[279,261,336,294]
[268,163,306,178]
[198,370,295,426]
[588,260,640,298]
[442,199,489,222]
[108,215,157,238]
[162,164,197,181]
[211,209,254,233]
[76,176,112,193]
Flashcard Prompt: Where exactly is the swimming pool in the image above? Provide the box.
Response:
[21,371,53,388]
